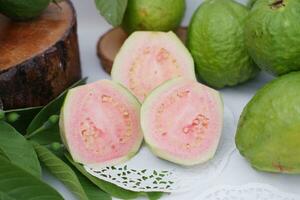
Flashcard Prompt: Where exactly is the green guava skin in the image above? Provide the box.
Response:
[236,72,300,174]
[122,0,185,33]
[0,0,50,21]
[187,0,259,89]
[245,0,300,76]
[247,0,257,8]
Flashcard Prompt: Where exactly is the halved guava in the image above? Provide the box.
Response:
[111,31,196,102]
[141,78,223,166]
[60,80,143,167]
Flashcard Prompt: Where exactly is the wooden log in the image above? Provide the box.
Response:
[0,0,81,110]
[97,27,187,74]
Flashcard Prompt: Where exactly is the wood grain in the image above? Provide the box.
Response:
[0,1,81,109]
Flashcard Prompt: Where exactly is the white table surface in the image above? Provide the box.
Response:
[44,0,300,199]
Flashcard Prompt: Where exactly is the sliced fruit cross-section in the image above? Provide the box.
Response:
[111,31,196,102]
[141,78,223,166]
[60,80,143,167]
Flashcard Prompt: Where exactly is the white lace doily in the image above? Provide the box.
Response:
[84,106,236,193]
[196,183,300,200]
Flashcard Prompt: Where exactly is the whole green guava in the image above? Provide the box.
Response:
[122,0,185,33]
[245,0,300,76]
[187,0,259,89]
[0,0,50,21]
[236,72,300,174]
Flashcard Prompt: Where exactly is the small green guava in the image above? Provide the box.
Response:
[236,72,300,174]
[0,0,50,21]
[122,0,185,33]
[245,0,300,76]
[187,0,259,89]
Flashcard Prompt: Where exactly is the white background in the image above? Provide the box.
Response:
[43,0,300,199]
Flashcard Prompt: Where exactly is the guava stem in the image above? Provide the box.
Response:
[25,115,59,139]
[270,0,285,9]
[25,126,46,139]
[0,110,4,121]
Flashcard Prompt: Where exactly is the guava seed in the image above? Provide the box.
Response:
[185,143,191,149]
[101,95,112,103]
[143,47,150,54]
[183,127,189,134]
[123,111,129,117]
[156,48,170,62]
[192,119,200,125]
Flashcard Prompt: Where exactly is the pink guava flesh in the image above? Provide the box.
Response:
[141,78,223,166]
[111,31,196,102]
[60,80,143,167]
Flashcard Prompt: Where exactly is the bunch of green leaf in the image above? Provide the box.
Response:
[0,78,163,200]
[94,0,128,26]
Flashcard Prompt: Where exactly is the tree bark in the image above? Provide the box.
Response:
[0,0,81,110]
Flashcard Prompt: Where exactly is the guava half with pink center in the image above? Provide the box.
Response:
[111,31,196,102]
[60,80,143,167]
[141,78,223,166]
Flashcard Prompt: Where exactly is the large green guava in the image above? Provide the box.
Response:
[236,72,300,174]
[122,0,185,33]
[187,0,259,89]
[245,0,300,76]
[0,0,50,20]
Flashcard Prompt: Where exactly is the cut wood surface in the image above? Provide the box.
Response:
[97,27,187,74]
[0,0,81,110]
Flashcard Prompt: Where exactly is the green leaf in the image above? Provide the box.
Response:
[46,147,112,200]
[28,126,61,145]
[55,150,112,200]
[26,78,87,142]
[32,142,89,200]
[27,78,87,135]
[76,169,112,200]
[0,121,41,178]
[94,0,128,26]
[0,156,64,200]
[65,153,141,199]
[26,116,61,145]
[0,191,15,200]
[0,109,5,120]
[4,106,42,134]
[0,98,3,110]
[147,192,164,200]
